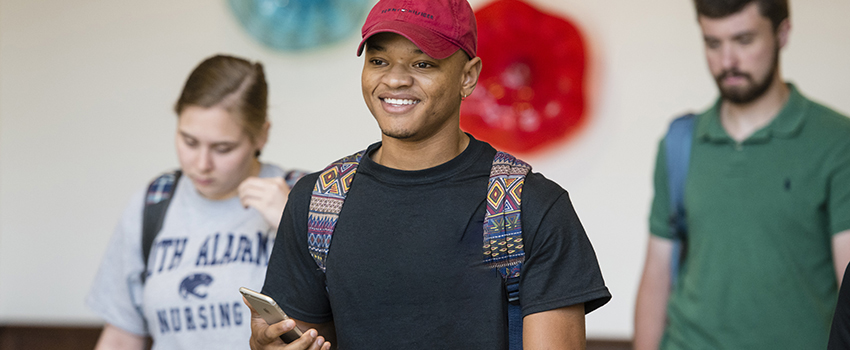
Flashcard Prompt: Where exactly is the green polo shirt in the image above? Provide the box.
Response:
[649,84,850,349]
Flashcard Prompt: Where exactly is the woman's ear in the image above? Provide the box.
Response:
[255,121,271,155]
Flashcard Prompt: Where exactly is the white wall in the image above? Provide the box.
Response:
[1,0,848,339]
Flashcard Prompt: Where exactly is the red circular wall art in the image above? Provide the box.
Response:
[461,0,587,155]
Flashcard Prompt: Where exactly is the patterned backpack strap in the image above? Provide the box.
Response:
[484,151,531,281]
[485,152,531,350]
[308,151,365,272]
[142,170,182,283]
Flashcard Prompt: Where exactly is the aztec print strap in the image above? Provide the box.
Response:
[486,152,530,350]
[483,152,531,281]
[306,150,530,350]
[307,150,531,277]
[307,151,365,272]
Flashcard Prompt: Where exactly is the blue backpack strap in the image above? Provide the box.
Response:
[485,151,531,350]
[142,170,181,283]
[307,151,365,272]
[664,113,696,287]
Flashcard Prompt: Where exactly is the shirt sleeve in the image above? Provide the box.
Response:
[519,174,611,316]
[649,138,674,239]
[85,188,149,336]
[261,173,333,324]
[828,137,850,235]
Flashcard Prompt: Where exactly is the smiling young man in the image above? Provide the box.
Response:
[634,1,850,349]
[245,0,610,349]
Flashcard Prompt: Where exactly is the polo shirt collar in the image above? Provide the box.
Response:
[695,83,809,143]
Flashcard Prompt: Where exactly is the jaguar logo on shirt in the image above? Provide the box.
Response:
[179,273,213,299]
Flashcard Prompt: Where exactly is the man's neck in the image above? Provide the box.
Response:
[372,129,470,171]
[720,78,790,142]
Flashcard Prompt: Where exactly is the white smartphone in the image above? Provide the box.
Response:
[239,287,303,343]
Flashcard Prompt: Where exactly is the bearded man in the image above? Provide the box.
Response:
[635,1,850,349]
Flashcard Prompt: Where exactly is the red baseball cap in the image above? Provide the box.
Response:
[357,0,478,59]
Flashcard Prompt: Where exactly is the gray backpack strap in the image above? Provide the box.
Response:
[664,113,696,286]
[141,170,181,283]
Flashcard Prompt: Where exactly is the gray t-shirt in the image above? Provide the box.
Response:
[87,163,285,349]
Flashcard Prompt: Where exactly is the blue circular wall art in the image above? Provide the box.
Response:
[228,0,372,51]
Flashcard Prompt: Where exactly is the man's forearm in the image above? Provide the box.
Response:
[634,236,674,350]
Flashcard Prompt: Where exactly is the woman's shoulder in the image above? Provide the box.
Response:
[259,163,285,178]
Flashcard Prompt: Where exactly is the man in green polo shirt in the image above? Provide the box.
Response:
[634,0,850,349]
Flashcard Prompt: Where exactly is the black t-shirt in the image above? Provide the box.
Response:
[263,137,610,349]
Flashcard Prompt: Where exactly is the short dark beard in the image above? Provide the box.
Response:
[714,43,780,104]
[381,128,415,140]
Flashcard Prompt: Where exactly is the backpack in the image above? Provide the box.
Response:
[141,169,306,282]
[664,113,696,287]
[307,150,531,350]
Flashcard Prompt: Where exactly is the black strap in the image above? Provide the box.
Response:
[140,169,304,283]
[141,170,181,283]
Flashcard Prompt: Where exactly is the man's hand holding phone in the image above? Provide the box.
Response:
[246,309,329,350]
[240,287,332,350]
